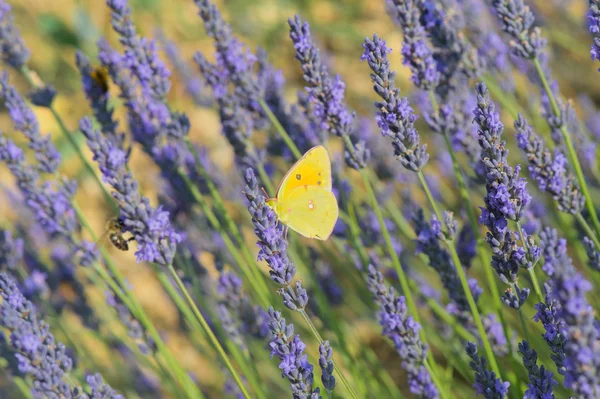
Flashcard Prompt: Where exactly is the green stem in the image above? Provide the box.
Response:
[259,99,302,159]
[517,306,530,343]
[576,213,600,250]
[532,57,600,239]
[13,377,32,399]
[516,221,544,302]
[166,264,253,399]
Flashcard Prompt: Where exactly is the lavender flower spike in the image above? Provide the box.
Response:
[0,0,30,68]
[361,34,429,172]
[367,265,438,398]
[288,15,369,170]
[0,271,122,398]
[79,117,181,265]
[268,307,321,398]
[386,0,440,90]
[0,71,61,174]
[318,341,336,393]
[515,114,584,215]
[489,0,546,59]
[589,0,600,66]
[474,83,535,293]
[465,342,509,398]
[518,340,557,399]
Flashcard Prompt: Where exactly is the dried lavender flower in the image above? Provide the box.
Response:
[361,34,429,172]
[28,84,56,108]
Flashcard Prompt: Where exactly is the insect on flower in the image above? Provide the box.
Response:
[90,66,110,93]
[96,217,135,251]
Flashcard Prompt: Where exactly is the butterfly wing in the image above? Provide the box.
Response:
[276,145,332,200]
[277,185,338,240]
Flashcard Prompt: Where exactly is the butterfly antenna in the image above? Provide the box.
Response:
[261,186,269,198]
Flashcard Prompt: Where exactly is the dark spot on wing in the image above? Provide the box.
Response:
[318,172,321,176]
[296,174,301,180]
[317,180,322,185]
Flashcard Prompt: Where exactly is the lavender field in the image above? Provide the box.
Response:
[1,0,599,398]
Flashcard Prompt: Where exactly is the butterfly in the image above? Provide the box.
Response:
[266,145,339,240]
[90,66,109,93]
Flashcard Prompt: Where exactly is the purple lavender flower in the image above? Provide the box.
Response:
[194,0,265,126]
[583,237,600,273]
[367,265,439,398]
[318,341,336,393]
[465,342,509,398]
[0,271,120,398]
[0,0,29,68]
[0,229,23,271]
[361,34,429,172]
[536,227,600,396]
[588,0,600,66]
[28,84,56,108]
[0,71,61,174]
[243,168,307,310]
[80,117,181,265]
[489,0,546,59]
[288,15,369,169]
[268,307,321,398]
[474,83,534,294]
[515,114,584,215]
[87,373,125,399]
[518,340,557,399]
[75,52,126,152]
[387,0,440,91]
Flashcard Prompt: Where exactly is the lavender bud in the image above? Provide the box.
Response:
[465,342,510,398]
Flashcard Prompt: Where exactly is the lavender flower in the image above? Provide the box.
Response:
[288,15,369,169]
[28,84,56,108]
[536,228,600,396]
[515,114,585,215]
[583,237,600,273]
[106,289,156,355]
[518,340,557,399]
[80,117,181,265]
[243,168,307,310]
[489,0,546,59]
[194,0,265,125]
[387,0,440,90]
[75,52,125,151]
[465,342,509,398]
[0,229,23,271]
[318,341,336,393]
[588,0,600,66]
[0,0,29,68]
[87,373,125,399]
[367,265,438,398]
[361,34,429,172]
[268,307,320,399]
[0,71,60,174]
[474,82,535,294]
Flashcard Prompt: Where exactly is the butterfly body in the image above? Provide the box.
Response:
[267,145,338,240]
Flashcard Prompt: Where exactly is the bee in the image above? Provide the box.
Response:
[90,66,110,94]
[96,217,135,251]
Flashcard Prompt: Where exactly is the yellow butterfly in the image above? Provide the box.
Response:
[267,145,339,240]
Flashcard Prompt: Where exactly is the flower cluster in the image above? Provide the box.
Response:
[465,342,510,398]
[80,117,181,265]
[288,15,369,169]
[367,265,438,398]
[589,0,600,66]
[267,307,320,398]
[518,340,557,399]
[361,34,429,172]
[536,228,600,396]
[0,0,29,68]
